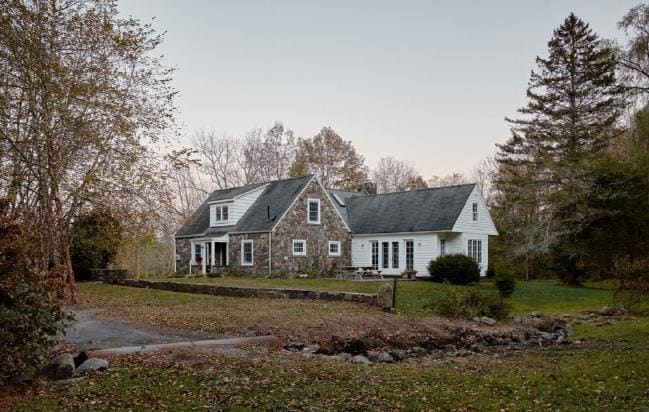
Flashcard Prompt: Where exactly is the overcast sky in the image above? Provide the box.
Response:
[119,0,637,178]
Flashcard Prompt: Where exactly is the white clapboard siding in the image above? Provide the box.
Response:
[351,233,438,276]
[210,185,267,227]
[451,185,498,235]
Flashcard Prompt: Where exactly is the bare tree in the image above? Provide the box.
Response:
[193,130,240,190]
[471,156,497,205]
[427,173,470,188]
[371,157,428,194]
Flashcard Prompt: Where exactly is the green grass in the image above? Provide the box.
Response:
[573,317,649,342]
[160,276,614,316]
[10,340,649,411]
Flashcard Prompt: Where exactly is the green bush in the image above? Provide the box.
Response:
[485,264,496,278]
[427,254,480,285]
[0,198,70,384]
[612,256,649,314]
[494,268,516,299]
[431,284,509,320]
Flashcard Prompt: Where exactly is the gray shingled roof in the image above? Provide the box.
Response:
[345,184,476,234]
[175,176,313,237]
[233,175,313,232]
[326,189,367,227]
[174,183,266,237]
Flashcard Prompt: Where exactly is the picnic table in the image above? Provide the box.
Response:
[336,266,383,280]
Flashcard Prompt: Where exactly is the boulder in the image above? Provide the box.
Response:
[42,353,75,380]
[377,283,394,310]
[479,316,497,326]
[284,342,305,351]
[530,311,543,318]
[409,346,426,356]
[73,358,109,377]
[376,352,394,363]
[302,344,320,354]
[537,331,556,341]
[389,349,408,361]
[351,355,372,365]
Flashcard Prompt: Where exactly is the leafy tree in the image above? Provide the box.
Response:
[70,211,122,281]
[371,157,427,194]
[495,14,625,285]
[0,197,70,384]
[290,127,368,190]
[0,0,177,300]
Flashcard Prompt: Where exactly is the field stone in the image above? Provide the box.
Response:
[410,346,426,356]
[284,342,305,351]
[389,349,407,361]
[480,316,497,326]
[377,283,394,310]
[352,355,372,365]
[537,331,556,341]
[73,358,109,377]
[42,353,75,380]
[376,352,394,363]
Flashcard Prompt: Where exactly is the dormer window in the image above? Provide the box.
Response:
[212,204,229,224]
[307,198,320,224]
[472,202,478,222]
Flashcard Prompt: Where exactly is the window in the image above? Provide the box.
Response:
[194,243,202,264]
[307,198,320,224]
[467,239,482,264]
[213,205,229,223]
[472,202,478,222]
[370,241,379,269]
[440,239,446,256]
[328,241,341,257]
[392,242,399,269]
[405,240,414,271]
[382,242,389,269]
[241,240,253,265]
[292,239,306,256]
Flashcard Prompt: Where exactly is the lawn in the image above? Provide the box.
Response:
[165,276,614,316]
[7,323,649,411]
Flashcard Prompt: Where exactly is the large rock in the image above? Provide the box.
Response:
[479,316,497,326]
[376,352,394,363]
[73,358,109,377]
[377,283,394,310]
[42,353,75,380]
[351,355,372,365]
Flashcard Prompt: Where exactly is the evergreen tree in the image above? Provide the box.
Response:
[495,14,625,284]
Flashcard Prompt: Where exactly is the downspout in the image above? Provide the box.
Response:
[173,234,177,273]
[268,230,272,277]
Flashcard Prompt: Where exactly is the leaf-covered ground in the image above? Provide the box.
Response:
[6,341,649,411]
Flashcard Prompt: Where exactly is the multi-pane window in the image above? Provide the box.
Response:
[405,240,414,271]
[214,205,229,223]
[292,239,306,256]
[370,241,379,269]
[241,240,253,265]
[392,242,399,269]
[382,242,389,269]
[328,241,341,256]
[440,239,446,256]
[308,198,320,224]
[472,202,478,222]
[467,239,482,264]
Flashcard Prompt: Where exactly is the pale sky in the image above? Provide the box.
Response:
[119,0,637,178]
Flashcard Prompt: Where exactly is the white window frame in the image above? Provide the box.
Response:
[292,239,307,256]
[328,241,341,257]
[472,202,478,222]
[440,239,446,256]
[307,198,321,224]
[241,240,254,266]
[467,239,482,264]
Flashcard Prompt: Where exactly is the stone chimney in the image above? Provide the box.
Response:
[358,180,377,195]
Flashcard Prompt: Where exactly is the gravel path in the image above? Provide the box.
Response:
[65,309,220,351]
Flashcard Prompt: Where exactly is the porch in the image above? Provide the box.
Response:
[189,237,229,275]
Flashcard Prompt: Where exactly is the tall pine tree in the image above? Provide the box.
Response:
[495,14,625,284]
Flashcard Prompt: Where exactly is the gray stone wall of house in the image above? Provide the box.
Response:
[229,232,270,275]
[175,237,192,273]
[271,178,352,276]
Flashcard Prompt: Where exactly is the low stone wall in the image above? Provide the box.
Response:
[89,269,128,282]
[109,279,378,306]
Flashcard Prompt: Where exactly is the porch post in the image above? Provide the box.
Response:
[212,241,216,266]
[201,243,206,274]
[226,242,229,266]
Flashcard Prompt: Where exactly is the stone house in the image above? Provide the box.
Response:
[174,175,497,277]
